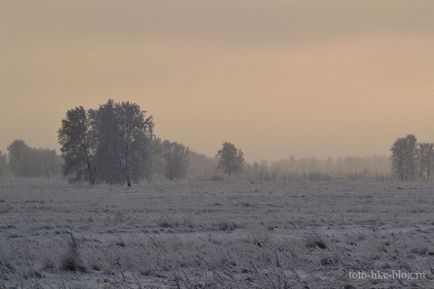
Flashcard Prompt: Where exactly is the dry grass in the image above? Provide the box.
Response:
[60,233,87,272]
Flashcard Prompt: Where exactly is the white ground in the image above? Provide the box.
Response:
[0,177,433,288]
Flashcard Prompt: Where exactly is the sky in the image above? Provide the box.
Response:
[1,0,434,161]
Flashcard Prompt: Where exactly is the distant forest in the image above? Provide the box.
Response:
[0,99,406,185]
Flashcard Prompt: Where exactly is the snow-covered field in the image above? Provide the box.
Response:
[0,177,433,288]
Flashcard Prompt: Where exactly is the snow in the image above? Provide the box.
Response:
[0,177,433,288]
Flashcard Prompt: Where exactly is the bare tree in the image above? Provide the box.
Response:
[217,142,245,177]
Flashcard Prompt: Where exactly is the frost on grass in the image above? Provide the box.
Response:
[60,233,86,273]
[0,177,433,288]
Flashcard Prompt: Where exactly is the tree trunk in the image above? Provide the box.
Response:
[86,158,95,185]
[420,162,423,181]
[124,145,131,187]
[126,175,131,187]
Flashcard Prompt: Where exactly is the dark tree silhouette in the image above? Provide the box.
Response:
[91,100,154,186]
[391,135,417,181]
[58,106,96,184]
[417,142,434,180]
[59,100,154,186]
[0,150,7,176]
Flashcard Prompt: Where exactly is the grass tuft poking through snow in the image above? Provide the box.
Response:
[60,233,87,273]
[304,232,327,250]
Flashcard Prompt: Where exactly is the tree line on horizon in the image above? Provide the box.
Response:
[245,155,390,181]
[0,142,391,182]
[0,140,60,177]
[1,99,410,183]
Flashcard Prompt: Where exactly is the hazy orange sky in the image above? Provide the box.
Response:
[2,0,434,161]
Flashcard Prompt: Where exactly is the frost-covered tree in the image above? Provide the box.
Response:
[92,100,154,186]
[0,150,7,176]
[90,100,122,184]
[186,150,216,180]
[417,142,434,180]
[217,142,245,177]
[116,101,154,185]
[150,139,213,180]
[162,141,189,180]
[391,135,417,181]
[405,135,418,181]
[37,148,61,177]
[8,140,28,176]
[59,100,154,186]
[58,106,96,184]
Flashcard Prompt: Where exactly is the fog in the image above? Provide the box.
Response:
[2,2,434,288]
[2,0,434,161]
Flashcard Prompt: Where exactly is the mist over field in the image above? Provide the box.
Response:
[1,1,434,288]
